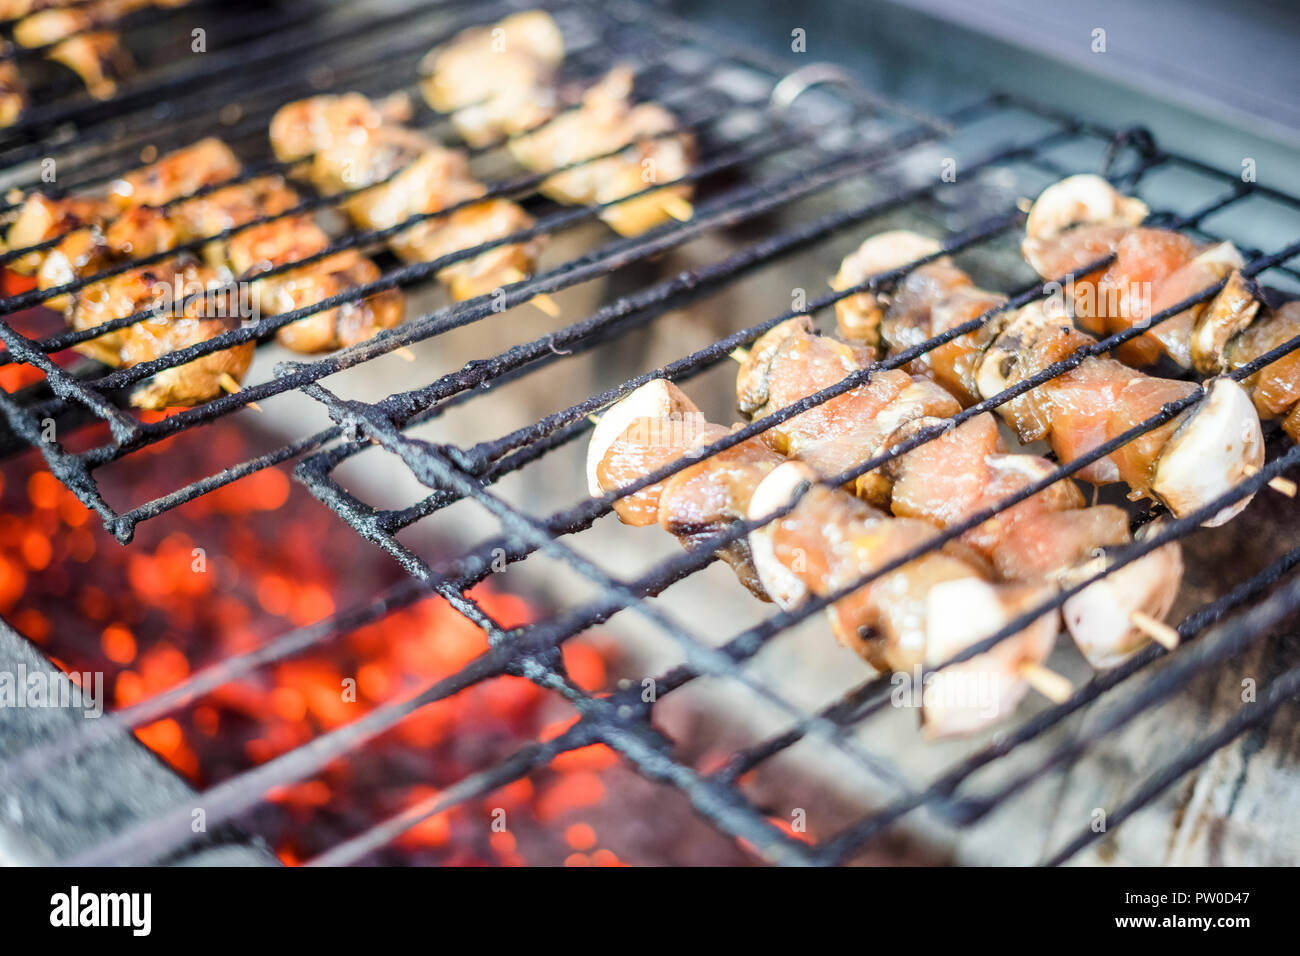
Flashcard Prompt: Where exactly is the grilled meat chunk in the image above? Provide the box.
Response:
[418,9,564,146]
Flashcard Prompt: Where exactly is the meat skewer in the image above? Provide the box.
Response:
[2,137,410,404]
[832,230,1266,527]
[2,140,261,407]
[507,66,697,237]
[8,137,405,356]
[60,257,256,409]
[269,91,557,316]
[5,136,246,302]
[734,316,1184,668]
[1020,175,1300,441]
[586,378,1064,737]
[419,10,695,236]
[1020,174,1236,368]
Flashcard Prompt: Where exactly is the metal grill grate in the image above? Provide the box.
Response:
[1,0,1299,866]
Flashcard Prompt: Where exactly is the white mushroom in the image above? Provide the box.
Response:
[973,299,1075,425]
[834,230,944,290]
[1061,525,1184,669]
[1023,173,1149,242]
[1151,376,1264,526]
[1190,265,1259,375]
[585,379,699,497]
[746,461,815,608]
[921,578,1058,737]
[832,230,944,345]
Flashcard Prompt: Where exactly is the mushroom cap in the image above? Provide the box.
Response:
[1024,174,1149,242]
[1061,531,1184,669]
[974,299,1058,402]
[1151,377,1264,526]
[833,232,944,347]
[1189,263,1258,375]
[921,578,1058,737]
[833,231,944,290]
[746,461,818,608]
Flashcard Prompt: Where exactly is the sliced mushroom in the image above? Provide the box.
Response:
[974,299,1059,407]
[735,315,813,416]
[921,578,1058,738]
[832,230,944,347]
[585,379,699,498]
[1150,376,1264,526]
[1022,173,1149,243]
[1060,524,1184,669]
[746,461,815,608]
[1190,267,1260,375]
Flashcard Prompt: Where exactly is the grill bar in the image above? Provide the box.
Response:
[1042,656,1300,866]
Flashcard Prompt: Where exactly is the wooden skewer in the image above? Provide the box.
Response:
[499,267,562,318]
[218,373,261,412]
[394,346,417,362]
[529,293,561,318]
[729,346,750,363]
[1018,662,1072,703]
[1130,610,1180,652]
[1243,464,1296,498]
[660,195,694,223]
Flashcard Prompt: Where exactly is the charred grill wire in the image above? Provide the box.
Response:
[0,0,1298,865]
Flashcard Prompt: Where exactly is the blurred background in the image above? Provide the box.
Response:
[674,0,1300,160]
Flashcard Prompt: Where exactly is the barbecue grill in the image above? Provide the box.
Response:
[1,0,1299,867]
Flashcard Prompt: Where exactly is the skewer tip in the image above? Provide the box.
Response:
[1242,464,1295,498]
[1130,610,1180,652]
[530,293,561,318]
[729,346,750,363]
[1018,662,1072,704]
[218,373,261,412]
[394,345,418,362]
[661,195,694,223]
[1270,476,1298,498]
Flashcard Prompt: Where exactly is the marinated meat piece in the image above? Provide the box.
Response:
[68,258,253,409]
[587,380,781,597]
[108,138,242,209]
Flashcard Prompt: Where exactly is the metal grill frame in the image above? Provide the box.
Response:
[0,0,1299,867]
